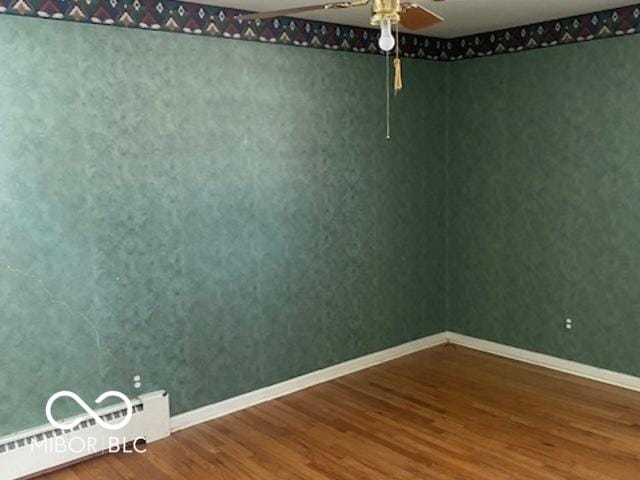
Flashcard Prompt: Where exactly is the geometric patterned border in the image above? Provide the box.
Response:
[445,3,640,61]
[0,0,444,59]
[0,0,639,61]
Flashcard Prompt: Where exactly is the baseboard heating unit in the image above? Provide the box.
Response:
[0,390,170,480]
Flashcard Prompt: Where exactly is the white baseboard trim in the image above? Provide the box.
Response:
[173,330,640,433]
[446,331,640,393]
[170,331,448,432]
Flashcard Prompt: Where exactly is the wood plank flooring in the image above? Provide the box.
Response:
[38,345,640,479]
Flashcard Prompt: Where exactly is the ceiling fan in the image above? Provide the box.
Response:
[236,0,444,52]
[236,1,445,140]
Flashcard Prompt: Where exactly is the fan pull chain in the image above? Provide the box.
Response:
[394,23,402,95]
[386,49,390,141]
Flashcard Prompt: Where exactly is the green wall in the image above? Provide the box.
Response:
[4,10,640,440]
[448,36,640,376]
[0,16,448,436]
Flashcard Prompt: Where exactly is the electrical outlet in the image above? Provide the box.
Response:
[133,374,142,389]
[565,318,573,330]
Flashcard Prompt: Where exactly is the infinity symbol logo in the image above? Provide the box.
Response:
[45,391,133,431]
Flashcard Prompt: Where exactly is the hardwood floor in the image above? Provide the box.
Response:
[39,345,640,480]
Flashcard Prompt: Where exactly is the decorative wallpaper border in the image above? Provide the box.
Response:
[0,0,639,61]
[0,0,443,60]
[445,4,640,61]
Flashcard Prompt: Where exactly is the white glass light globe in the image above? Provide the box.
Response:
[378,17,395,52]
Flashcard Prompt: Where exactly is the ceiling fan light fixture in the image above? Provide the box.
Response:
[371,0,400,25]
[378,17,395,51]
[371,0,400,52]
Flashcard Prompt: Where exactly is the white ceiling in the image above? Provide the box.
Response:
[205,0,636,38]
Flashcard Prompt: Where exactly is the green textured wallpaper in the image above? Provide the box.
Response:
[0,16,447,436]
[6,8,639,441]
[448,36,640,376]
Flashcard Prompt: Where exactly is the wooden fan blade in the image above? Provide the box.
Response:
[237,1,368,21]
[399,3,443,30]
